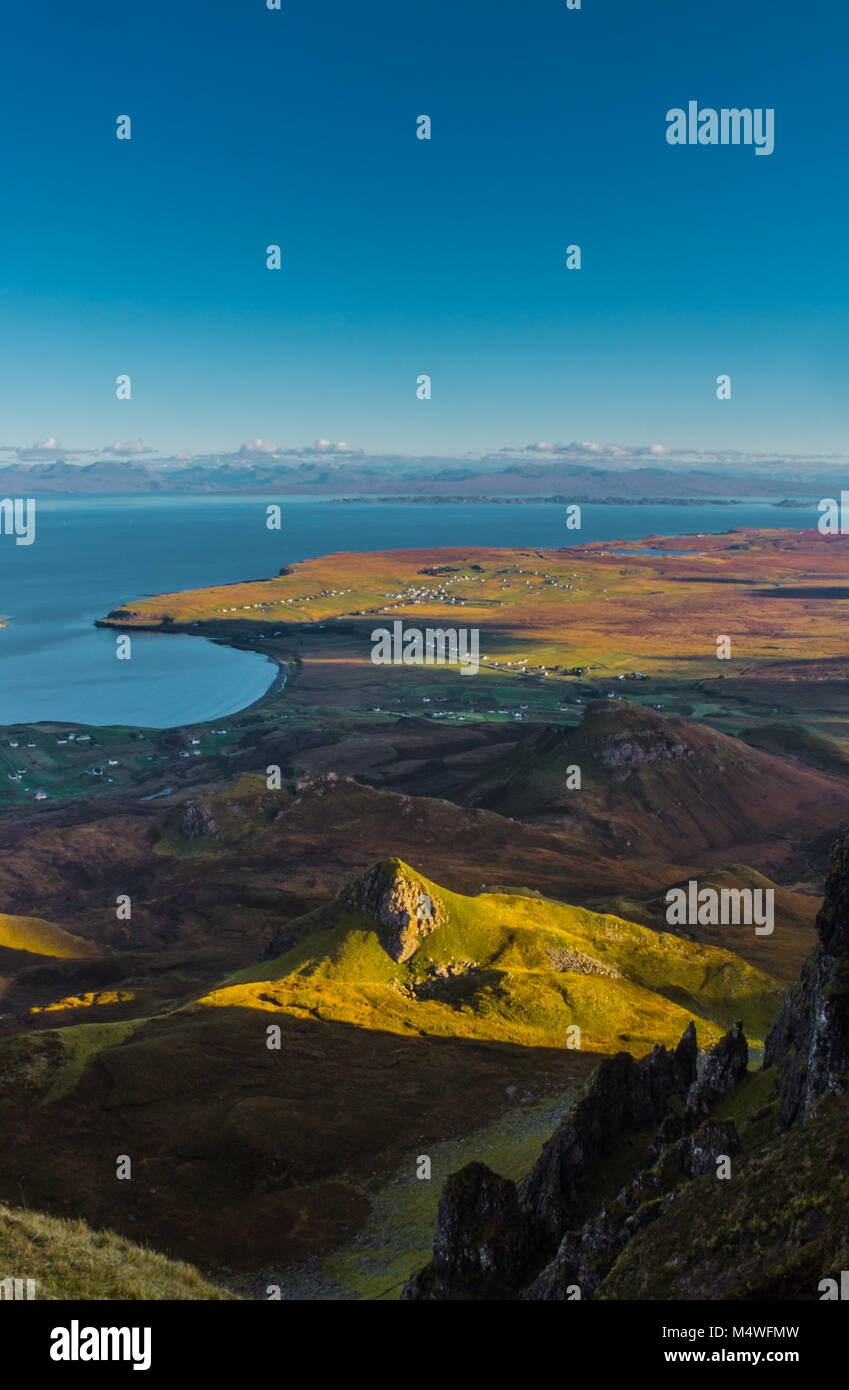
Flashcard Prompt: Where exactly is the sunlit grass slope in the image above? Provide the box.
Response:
[0,912,101,959]
[0,1202,237,1300]
[199,859,783,1054]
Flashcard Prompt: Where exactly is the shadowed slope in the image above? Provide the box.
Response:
[461,700,849,861]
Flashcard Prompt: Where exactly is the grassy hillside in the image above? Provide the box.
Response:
[0,913,101,959]
[738,722,849,780]
[0,1202,237,1300]
[200,859,783,1053]
[599,1084,849,1300]
[593,863,819,984]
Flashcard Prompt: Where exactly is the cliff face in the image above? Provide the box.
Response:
[524,1117,743,1301]
[519,1025,698,1252]
[765,822,849,1128]
[181,804,220,839]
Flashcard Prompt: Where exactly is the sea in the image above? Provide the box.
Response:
[0,494,821,728]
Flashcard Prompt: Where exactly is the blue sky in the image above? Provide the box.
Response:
[0,0,845,465]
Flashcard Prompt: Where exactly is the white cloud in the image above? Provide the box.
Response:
[496,440,641,461]
[297,439,357,456]
[17,437,72,462]
[238,438,281,455]
[479,440,849,476]
[7,436,847,476]
[237,438,360,459]
[101,440,157,457]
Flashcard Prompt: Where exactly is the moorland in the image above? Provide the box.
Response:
[2,526,849,1298]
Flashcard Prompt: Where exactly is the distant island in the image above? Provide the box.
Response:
[331,494,748,506]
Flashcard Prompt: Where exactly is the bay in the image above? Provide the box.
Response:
[0,494,819,728]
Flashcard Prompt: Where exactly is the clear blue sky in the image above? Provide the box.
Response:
[0,0,845,463]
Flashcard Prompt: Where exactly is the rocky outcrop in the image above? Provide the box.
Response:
[545,946,622,979]
[402,1164,530,1301]
[644,1024,747,1162]
[765,822,849,1128]
[402,819,849,1300]
[686,1020,748,1120]
[336,859,444,963]
[524,1117,742,1301]
[180,804,220,839]
[597,731,693,774]
[402,1021,702,1300]
[519,1023,698,1250]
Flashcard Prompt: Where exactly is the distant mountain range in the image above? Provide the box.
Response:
[0,456,834,499]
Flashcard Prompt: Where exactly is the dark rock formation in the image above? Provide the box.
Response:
[524,1117,742,1301]
[180,804,220,839]
[765,822,849,1128]
[520,1023,697,1251]
[402,1164,530,1300]
[402,1021,701,1300]
[686,1020,748,1121]
[680,1118,742,1178]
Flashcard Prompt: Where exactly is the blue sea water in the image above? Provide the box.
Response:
[0,494,820,728]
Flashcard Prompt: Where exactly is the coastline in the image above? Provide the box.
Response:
[5,523,848,813]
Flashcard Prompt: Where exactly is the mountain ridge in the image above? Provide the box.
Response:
[0,456,834,497]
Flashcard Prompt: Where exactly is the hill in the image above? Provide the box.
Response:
[206,857,781,1054]
[0,456,829,498]
[590,864,819,983]
[461,700,848,865]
